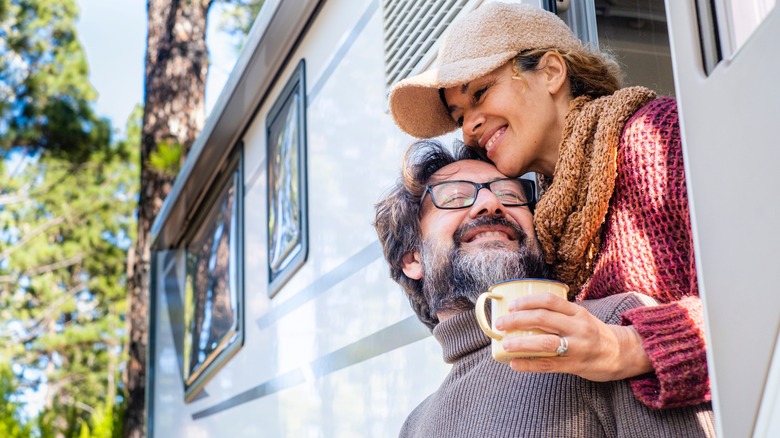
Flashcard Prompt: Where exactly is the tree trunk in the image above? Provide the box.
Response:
[124,1,211,437]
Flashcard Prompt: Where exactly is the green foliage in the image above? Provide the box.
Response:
[78,420,90,438]
[0,108,140,437]
[0,363,32,437]
[147,139,183,178]
[0,0,135,431]
[214,0,265,52]
[0,0,111,162]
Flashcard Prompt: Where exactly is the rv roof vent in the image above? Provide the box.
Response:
[382,0,470,91]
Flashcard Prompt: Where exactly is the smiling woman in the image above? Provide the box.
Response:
[137,0,778,434]
[442,60,571,178]
[388,1,707,411]
[372,138,714,438]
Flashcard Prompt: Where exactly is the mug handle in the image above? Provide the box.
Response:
[475,292,503,341]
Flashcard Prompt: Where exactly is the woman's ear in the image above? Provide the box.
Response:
[402,251,423,280]
[539,51,568,95]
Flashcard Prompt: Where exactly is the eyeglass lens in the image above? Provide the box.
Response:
[429,179,530,209]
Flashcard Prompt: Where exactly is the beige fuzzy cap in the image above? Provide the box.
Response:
[389,2,583,138]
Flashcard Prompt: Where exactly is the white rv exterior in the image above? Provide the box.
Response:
[147,0,780,437]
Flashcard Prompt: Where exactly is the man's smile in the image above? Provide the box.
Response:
[455,217,523,246]
[462,226,517,244]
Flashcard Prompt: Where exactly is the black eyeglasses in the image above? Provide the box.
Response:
[421,178,535,210]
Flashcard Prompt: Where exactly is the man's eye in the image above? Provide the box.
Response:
[441,192,471,207]
[494,190,523,204]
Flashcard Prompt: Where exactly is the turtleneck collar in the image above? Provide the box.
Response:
[432,309,491,364]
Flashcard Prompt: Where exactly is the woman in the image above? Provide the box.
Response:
[388,2,707,409]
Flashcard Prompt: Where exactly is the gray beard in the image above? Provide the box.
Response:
[420,218,548,320]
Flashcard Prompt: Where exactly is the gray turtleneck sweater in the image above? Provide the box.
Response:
[399,293,715,438]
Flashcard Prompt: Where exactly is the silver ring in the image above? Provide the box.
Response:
[556,336,569,357]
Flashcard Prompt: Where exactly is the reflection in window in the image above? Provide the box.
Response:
[595,0,676,97]
[269,95,301,272]
[183,165,242,402]
[722,0,775,56]
[267,60,308,296]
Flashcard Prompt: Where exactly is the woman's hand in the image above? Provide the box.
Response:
[494,293,653,382]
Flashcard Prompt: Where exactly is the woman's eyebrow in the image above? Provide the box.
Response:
[445,83,472,115]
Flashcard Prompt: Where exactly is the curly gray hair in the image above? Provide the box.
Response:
[373,140,482,329]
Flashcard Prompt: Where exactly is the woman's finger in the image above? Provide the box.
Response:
[495,306,590,334]
[507,292,578,315]
[501,333,563,356]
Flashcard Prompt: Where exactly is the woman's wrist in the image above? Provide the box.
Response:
[614,324,652,379]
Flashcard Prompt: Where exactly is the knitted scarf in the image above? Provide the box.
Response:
[534,86,657,298]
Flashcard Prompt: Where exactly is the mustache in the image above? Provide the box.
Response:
[452,215,526,245]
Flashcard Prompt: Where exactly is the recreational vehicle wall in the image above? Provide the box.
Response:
[147,0,780,437]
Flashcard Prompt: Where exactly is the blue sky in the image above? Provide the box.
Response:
[11,1,242,417]
[75,0,239,138]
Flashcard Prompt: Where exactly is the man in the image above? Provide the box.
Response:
[373,140,714,437]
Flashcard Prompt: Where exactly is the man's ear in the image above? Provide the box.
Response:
[539,51,568,95]
[401,251,423,280]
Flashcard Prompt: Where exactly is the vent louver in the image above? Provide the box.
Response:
[382,0,471,90]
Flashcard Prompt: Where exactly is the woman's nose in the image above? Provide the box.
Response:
[462,110,484,141]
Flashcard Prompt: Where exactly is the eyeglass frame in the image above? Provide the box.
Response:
[420,177,536,211]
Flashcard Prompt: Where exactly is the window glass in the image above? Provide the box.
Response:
[723,0,775,56]
[183,164,242,402]
[595,0,676,96]
[267,60,308,296]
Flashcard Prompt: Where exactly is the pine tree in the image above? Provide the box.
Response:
[0,0,111,162]
[0,131,138,436]
[123,1,210,436]
[1,1,139,435]
[124,2,262,436]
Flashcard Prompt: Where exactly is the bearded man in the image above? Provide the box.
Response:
[373,140,714,438]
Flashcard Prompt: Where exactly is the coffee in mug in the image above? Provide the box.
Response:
[475,278,569,364]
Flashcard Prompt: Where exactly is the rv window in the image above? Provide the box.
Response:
[267,60,309,296]
[182,152,244,402]
[718,0,775,59]
[594,0,676,97]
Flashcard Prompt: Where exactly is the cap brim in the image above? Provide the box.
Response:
[389,51,516,138]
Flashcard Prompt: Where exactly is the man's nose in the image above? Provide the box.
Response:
[469,187,504,218]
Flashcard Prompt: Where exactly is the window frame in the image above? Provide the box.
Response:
[266,59,309,297]
[180,149,245,403]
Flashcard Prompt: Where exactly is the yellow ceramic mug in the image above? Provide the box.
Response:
[475,279,569,364]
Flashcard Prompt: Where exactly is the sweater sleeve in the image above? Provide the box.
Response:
[621,295,711,409]
[582,97,711,409]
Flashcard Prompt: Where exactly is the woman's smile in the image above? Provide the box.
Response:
[482,125,507,158]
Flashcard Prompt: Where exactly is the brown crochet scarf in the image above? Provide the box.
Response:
[534,86,656,298]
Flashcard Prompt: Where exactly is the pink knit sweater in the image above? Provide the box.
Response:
[578,97,710,409]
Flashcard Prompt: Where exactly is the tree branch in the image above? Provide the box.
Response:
[60,395,95,414]
[0,201,110,262]
[0,161,92,207]
[16,282,88,344]
[0,254,85,284]
[0,216,67,262]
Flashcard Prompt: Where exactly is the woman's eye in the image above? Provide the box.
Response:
[456,116,464,127]
[474,86,488,101]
